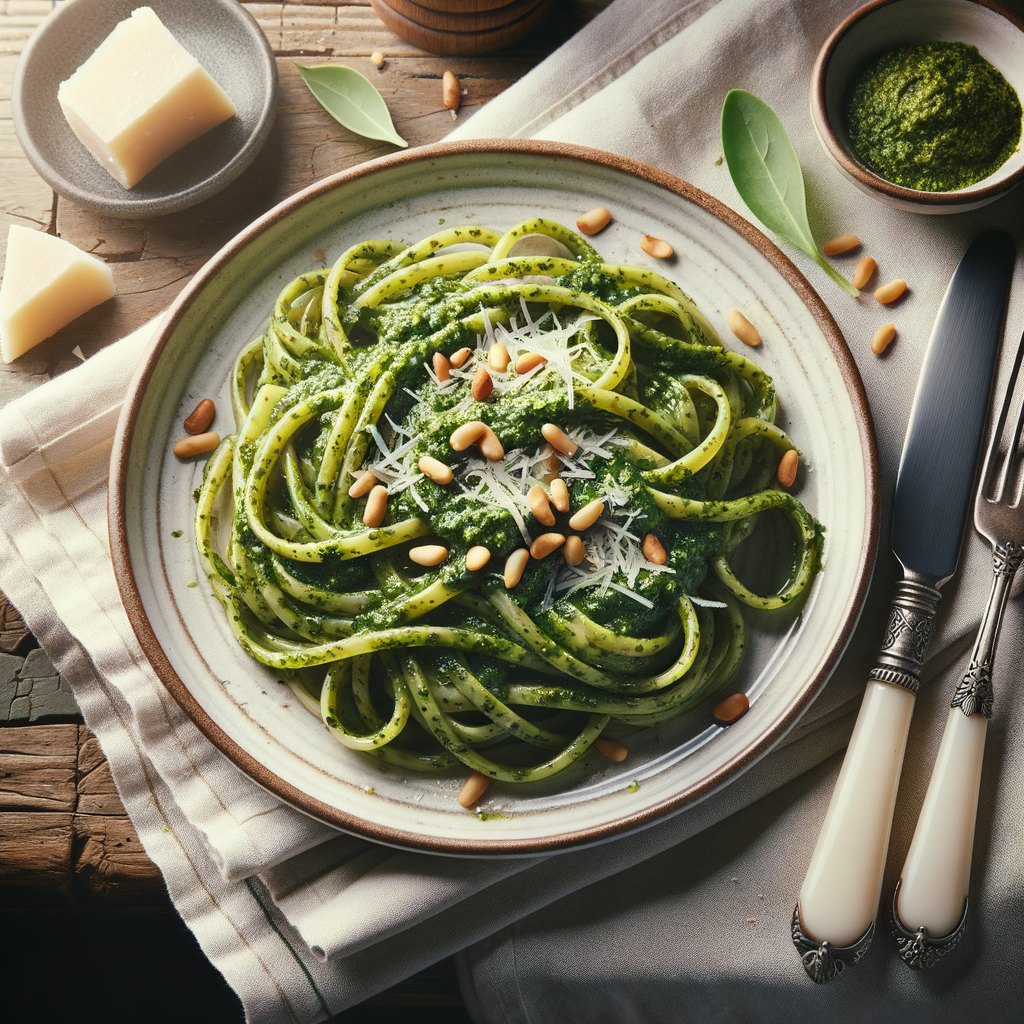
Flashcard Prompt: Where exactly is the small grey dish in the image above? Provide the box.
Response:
[12,0,277,219]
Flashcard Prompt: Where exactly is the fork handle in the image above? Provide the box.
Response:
[893,543,1023,966]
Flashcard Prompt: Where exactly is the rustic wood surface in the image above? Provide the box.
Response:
[0,0,611,1019]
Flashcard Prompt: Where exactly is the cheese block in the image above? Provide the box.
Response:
[57,7,236,189]
[0,226,115,363]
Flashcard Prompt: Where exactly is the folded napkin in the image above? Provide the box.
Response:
[2,1,1023,1021]
[448,0,1024,1017]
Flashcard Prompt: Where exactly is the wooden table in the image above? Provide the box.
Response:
[0,2,611,1019]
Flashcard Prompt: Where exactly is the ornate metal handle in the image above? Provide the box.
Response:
[868,577,942,694]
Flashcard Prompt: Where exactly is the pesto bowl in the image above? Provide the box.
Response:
[811,0,1024,214]
[109,141,878,856]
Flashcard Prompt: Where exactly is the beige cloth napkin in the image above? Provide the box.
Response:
[2,0,1022,1020]
[448,0,1024,1018]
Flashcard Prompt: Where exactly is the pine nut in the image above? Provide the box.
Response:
[563,535,586,566]
[550,477,570,513]
[443,70,461,111]
[370,51,385,68]
[542,444,561,477]
[418,455,453,484]
[458,770,489,807]
[576,206,611,236]
[871,323,897,355]
[183,398,215,434]
[488,342,511,372]
[363,485,388,527]
[569,498,604,531]
[643,533,667,564]
[712,692,750,724]
[450,421,486,451]
[348,469,377,497]
[853,256,876,290]
[409,544,448,567]
[594,737,628,762]
[640,234,673,259]
[504,548,529,588]
[465,546,491,571]
[874,279,907,304]
[541,423,578,457]
[822,234,859,256]
[173,432,219,457]
[528,485,556,526]
[777,449,799,487]
[432,351,451,381]
[477,426,505,462]
[514,351,547,374]
[727,309,761,347]
[471,366,494,401]
[449,347,473,368]
[530,533,565,559]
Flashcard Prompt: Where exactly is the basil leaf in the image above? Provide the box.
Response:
[296,64,408,149]
[721,90,858,297]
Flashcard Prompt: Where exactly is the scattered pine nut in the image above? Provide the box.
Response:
[727,309,761,347]
[459,770,489,807]
[183,398,215,435]
[542,444,561,478]
[443,70,461,111]
[530,533,565,559]
[822,234,859,256]
[550,477,570,513]
[489,342,511,372]
[853,256,876,290]
[471,365,494,401]
[409,544,449,567]
[777,449,799,487]
[450,421,486,451]
[348,469,377,498]
[642,533,667,564]
[568,498,604,531]
[477,425,505,462]
[313,248,327,263]
[640,234,673,259]
[173,432,219,458]
[432,351,451,381]
[871,323,897,355]
[465,546,491,571]
[371,51,385,68]
[362,485,388,527]
[504,548,529,588]
[514,351,547,374]
[576,206,611,236]
[418,455,453,484]
[527,485,556,526]
[541,422,578,457]
[594,737,628,762]
[712,692,750,724]
[563,535,586,566]
[449,347,473,368]
[874,279,907,304]
[364,483,387,524]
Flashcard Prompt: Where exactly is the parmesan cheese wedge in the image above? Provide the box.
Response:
[57,7,236,189]
[0,226,114,363]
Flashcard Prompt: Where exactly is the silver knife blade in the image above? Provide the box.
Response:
[891,230,1016,582]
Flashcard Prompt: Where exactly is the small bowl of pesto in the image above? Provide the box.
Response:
[811,0,1024,214]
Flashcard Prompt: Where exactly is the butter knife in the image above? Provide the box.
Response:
[791,229,1016,983]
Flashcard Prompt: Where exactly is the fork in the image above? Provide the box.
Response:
[890,328,1024,969]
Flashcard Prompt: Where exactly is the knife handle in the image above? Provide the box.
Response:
[792,579,940,983]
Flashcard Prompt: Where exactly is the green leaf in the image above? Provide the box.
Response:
[296,64,408,149]
[721,90,858,297]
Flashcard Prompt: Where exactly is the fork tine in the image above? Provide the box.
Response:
[987,328,1024,505]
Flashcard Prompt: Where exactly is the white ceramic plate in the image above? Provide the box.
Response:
[110,141,878,856]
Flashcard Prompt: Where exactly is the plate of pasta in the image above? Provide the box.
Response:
[110,140,878,855]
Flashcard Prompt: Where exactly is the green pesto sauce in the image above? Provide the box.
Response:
[846,42,1022,192]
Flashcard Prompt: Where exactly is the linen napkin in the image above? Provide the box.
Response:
[2,1,1024,1022]
[447,0,1024,1018]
